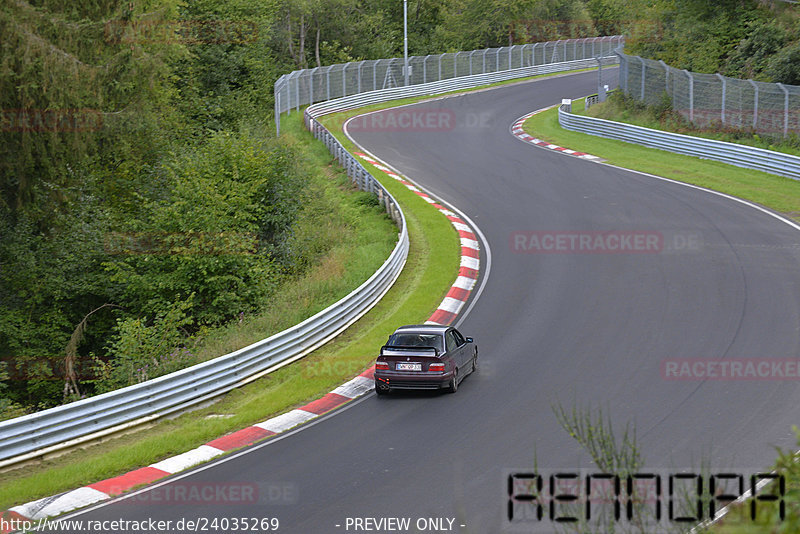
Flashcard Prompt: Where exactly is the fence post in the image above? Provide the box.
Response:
[357,62,363,93]
[439,53,444,79]
[658,60,669,93]
[778,83,789,138]
[614,50,626,94]
[309,67,318,104]
[748,79,758,131]
[370,61,375,91]
[496,48,500,71]
[596,57,606,102]
[716,73,726,126]
[531,43,537,66]
[295,74,300,111]
[683,69,694,122]
[638,56,646,101]
[469,50,475,75]
[508,45,512,70]
[275,90,281,135]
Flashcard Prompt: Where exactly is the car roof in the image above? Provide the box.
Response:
[392,324,450,334]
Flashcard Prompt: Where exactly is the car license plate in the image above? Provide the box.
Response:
[396,362,421,371]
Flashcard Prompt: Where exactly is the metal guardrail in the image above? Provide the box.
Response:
[0,156,409,467]
[558,102,800,181]
[276,36,624,133]
[304,57,619,121]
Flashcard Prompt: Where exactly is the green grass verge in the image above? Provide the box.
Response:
[523,97,800,219]
[0,111,459,511]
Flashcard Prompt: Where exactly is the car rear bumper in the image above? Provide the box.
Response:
[374,370,453,390]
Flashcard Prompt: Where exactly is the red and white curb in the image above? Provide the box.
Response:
[1,370,375,531]
[511,107,602,161]
[1,153,482,533]
[354,152,480,326]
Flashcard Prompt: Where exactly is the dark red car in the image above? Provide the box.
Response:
[374,324,477,395]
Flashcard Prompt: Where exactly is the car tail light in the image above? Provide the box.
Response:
[428,363,445,372]
[375,361,390,370]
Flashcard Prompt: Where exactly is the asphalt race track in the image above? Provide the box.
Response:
[57,69,800,533]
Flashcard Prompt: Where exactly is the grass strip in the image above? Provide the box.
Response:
[523,97,800,219]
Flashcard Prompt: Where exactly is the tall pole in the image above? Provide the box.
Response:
[403,0,409,86]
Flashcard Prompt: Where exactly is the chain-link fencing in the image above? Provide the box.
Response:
[275,36,624,133]
[617,50,800,138]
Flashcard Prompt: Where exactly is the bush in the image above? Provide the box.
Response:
[95,297,197,392]
[103,132,306,327]
[724,21,787,79]
[767,41,800,85]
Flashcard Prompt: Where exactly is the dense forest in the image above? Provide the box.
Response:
[1,0,797,418]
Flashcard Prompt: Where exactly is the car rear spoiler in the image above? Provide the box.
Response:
[380,345,440,357]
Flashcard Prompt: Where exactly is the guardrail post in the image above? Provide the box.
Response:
[778,83,790,138]
[748,79,759,131]
[716,73,726,126]
[683,69,694,123]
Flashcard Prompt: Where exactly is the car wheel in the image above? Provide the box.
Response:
[448,369,459,393]
[375,380,390,396]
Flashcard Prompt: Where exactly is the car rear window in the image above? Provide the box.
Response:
[387,333,444,352]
